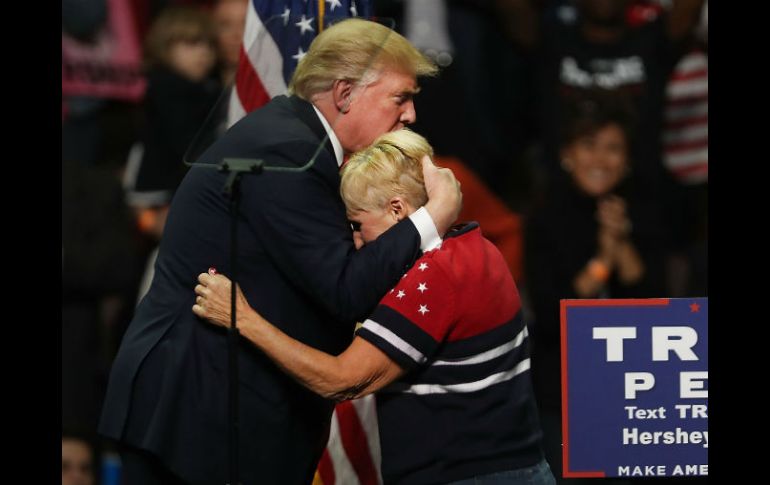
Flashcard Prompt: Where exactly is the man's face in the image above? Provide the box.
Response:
[339,70,419,153]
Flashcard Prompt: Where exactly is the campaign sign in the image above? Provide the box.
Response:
[62,0,146,101]
[561,298,708,478]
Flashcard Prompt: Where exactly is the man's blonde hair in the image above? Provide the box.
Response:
[340,129,433,213]
[288,18,438,100]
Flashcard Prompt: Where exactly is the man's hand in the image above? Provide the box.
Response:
[421,155,462,235]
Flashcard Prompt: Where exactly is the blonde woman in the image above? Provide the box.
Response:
[195,130,554,485]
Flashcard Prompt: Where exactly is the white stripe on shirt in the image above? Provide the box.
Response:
[361,319,427,365]
[433,327,528,366]
[387,358,531,395]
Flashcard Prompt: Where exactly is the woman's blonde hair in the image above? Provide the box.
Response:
[289,18,438,100]
[340,129,433,213]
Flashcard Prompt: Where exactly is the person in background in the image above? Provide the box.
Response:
[213,0,248,85]
[123,4,222,232]
[524,93,666,484]
[62,431,97,485]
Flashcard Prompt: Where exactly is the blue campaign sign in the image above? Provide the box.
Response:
[561,298,708,478]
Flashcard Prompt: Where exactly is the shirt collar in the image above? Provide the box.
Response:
[311,104,344,168]
[425,238,443,252]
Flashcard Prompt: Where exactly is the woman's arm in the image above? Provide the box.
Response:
[193,272,404,401]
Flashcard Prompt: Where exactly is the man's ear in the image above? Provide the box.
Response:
[389,197,407,221]
[332,79,354,113]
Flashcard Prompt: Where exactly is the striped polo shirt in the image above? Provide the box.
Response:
[356,223,543,485]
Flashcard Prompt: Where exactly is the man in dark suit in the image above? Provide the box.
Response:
[98,18,462,485]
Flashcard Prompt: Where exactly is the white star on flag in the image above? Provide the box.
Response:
[418,262,429,271]
[417,282,428,293]
[396,290,406,299]
[292,47,306,61]
[350,2,358,16]
[327,0,342,12]
[418,304,430,315]
[281,6,290,26]
[295,15,315,35]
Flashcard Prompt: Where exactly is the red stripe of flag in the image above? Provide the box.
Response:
[316,448,336,485]
[666,92,708,105]
[672,163,708,177]
[336,401,379,485]
[664,114,708,130]
[235,46,271,113]
[670,68,708,83]
[664,138,708,153]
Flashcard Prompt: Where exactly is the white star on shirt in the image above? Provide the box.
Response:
[281,7,290,26]
[389,288,394,294]
[292,47,306,62]
[418,304,429,315]
[396,290,406,299]
[295,15,315,35]
[327,0,342,12]
[350,2,358,16]
[417,282,428,293]
[418,262,429,271]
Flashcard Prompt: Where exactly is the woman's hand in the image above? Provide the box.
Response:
[193,271,253,329]
[597,195,632,240]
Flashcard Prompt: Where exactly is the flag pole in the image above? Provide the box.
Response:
[318,0,325,32]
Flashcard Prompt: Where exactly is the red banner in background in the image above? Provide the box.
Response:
[62,0,146,101]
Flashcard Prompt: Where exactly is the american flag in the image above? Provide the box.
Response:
[227,0,371,126]
[228,2,383,485]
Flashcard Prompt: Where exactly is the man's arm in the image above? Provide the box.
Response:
[239,143,459,324]
[193,272,404,401]
[420,155,463,242]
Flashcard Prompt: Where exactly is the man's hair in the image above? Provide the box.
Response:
[340,128,433,212]
[289,18,438,100]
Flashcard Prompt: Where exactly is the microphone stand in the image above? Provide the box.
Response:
[188,149,321,485]
[219,158,264,485]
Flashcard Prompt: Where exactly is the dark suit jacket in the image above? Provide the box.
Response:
[99,96,422,484]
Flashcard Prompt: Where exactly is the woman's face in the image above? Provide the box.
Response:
[562,123,628,197]
[347,197,415,249]
[348,208,398,250]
